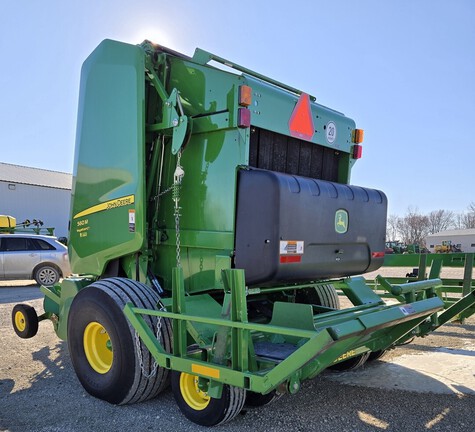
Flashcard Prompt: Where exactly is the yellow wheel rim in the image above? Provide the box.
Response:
[14,311,26,332]
[83,322,113,374]
[180,373,211,410]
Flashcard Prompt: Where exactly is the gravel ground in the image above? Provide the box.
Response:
[1,280,474,432]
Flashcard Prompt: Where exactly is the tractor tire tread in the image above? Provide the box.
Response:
[92,278,171,404]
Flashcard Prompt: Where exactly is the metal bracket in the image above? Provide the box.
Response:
[144,56,189,155]
[192,47,316,101]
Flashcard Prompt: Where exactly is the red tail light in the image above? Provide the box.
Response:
[238,108,251,128]
[353,144,363,159]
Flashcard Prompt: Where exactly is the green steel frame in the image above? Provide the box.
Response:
[367,253,475,321]
[119,267,475,396]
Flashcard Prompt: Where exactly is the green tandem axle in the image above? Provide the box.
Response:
[12,39,475,426]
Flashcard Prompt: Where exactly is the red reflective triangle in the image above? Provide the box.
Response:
[288,93,314,141]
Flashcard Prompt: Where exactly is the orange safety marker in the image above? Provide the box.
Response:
[288,93,314,141]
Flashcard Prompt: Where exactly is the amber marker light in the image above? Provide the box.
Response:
[353,128,364,144]
[238,85,252,107]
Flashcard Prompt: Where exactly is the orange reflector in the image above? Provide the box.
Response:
[288,93,314,141]
[238,85,252,107]
[353,128,364,143]
[353,144,363,159]
[191,364,220,379]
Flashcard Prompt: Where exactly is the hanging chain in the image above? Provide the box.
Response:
[151,150,184,267]
[173,150,184,268]
[135,303,166,379]
[157,184,174,197]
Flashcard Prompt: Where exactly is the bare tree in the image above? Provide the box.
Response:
[453,204,475,229]
[460,212,475,229]
[387,203,474,244]
[396,208,430,245]
[453,213,465,230]
[386,214,400,241]
[427,209,454,234]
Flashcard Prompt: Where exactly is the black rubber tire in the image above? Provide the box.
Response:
[329,352,370,371]
[296,284,340,310]
[67,278,172,405]
[367,350,387,362]
[171,371,246,426]
[245,390,281,407]
[34,264,60,286]
[12,304,39,339]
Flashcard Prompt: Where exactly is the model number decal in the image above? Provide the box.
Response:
[76,219,89,227]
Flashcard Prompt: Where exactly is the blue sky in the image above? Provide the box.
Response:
[1,0,474,216]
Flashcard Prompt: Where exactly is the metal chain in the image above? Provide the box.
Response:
[135,305,165,379]
[151,150,184,268]
[173,150,184,268]
[157,184,174,198]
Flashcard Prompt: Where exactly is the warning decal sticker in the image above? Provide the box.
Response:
[279,240,304,255]
[129,209,136,233]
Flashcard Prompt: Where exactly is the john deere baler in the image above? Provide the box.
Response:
[12,39,475,427]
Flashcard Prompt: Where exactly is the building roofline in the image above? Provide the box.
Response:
[0,162,72,190]
[426,229,475,237]
[0,161,70,176]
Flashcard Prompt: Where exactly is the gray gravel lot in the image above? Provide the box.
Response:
[1,281,474,432]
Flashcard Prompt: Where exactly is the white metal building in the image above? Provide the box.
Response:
[425,229,475,253]
[0,162,72,238]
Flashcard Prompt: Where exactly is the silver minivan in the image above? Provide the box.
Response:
[0,234,71,285]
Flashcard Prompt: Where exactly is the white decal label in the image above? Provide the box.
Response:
[129,209,136,233]
[326,121,337,144]
[399,305,416,316]
[279,240,304,255]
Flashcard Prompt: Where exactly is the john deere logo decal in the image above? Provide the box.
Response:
[335,209,348,234]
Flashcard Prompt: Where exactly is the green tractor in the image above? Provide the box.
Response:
[12,39,475,426]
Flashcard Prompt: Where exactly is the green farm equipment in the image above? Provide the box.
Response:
[368,252,475,322]
[0,215,55,236]
[12,39,475,426]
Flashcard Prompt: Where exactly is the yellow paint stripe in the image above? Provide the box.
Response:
[191,364,220,379]
[74,195,135,219]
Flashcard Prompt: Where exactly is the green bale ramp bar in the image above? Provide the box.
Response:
[367,252,475,322]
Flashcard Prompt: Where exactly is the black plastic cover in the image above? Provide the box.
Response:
[234,169,387,285]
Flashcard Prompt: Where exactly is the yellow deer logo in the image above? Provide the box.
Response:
[335,210,348,234]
